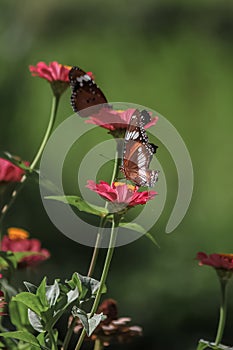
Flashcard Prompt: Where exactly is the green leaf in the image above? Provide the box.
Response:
[66,273,105,300]
[196,340,231,350]
[145,232,160,247]
[88,313,106,336]
[78,274,106,298]
[38,175,61,195]
[0,331,41,348]
[14,251,42,262]
[0,338,18,350]
[9,300,32,331]
[45,280,60,307]
[66,272,82,294]
[119,222,159,247]
[20,344,34,350]
[196,341,209,350]
[36,278,48,308]
[0,278,18,298]
[37,333,46,348]
[45,196,108,217]
[12,292,44,315]
[28,310,45,333]
[72,307,105,336]
[3,152,32,172]
[72,308,88,333]
[0,251,43,271]
[24,282,37,294]
[0,251,17,270]
[67,287,79,304]
[36,333,51,350]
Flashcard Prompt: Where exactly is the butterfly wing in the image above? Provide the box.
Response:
[122,110,158,187]
[140,109,152,127]
[123,140,158,187]
[69,66,108,116]
[69,66,87,90]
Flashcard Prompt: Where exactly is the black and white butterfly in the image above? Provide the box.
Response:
[121,109,159,187]
[69,66,108,116]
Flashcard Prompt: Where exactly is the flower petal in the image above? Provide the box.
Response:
[29,61,70,83]
[0,158,26,182]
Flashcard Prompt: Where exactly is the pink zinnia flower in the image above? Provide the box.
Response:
[29,61,74,97]
[0,158,27,183]
[86,108,158,135]
[87,180,157,209]
[1,227,50,268]
[29,61,71,82]
[197,252,233,271]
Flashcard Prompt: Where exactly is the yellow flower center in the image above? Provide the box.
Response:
[62,64,72,70]
[8,227,29,240]
[219,253,233,259]
[114,182,136,191]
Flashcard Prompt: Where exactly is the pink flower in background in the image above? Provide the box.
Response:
[1,227,50,268]
[0,158,27,183]
[87,180,157,208]
[86,108,158,131]
[196,252,233,270]
[29,61,71,82]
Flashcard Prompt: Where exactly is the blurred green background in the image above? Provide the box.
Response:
[1,0,233,349]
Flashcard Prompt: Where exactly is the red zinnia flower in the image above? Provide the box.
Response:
[1,228,50,268]
[87,180,157,209]
[29,61,72,97]
[86,108,158,136]
[197,252,233,271]
[0,158,27,183]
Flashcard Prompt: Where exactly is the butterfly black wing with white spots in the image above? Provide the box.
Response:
[69,66,108,116]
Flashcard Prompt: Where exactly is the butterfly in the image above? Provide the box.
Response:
[69,66,108,116]
[121,109,159,187]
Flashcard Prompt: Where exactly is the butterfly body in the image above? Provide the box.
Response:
[121,110,159,187]
[69,66,108,116]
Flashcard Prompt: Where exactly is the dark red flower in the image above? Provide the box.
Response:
[98,299,118,325]
[1,227,50,268]
[86,108,158,135]
[86,180,157,209]
[71,298,142,346]
[0,158,28,183]
[196,252,233,270]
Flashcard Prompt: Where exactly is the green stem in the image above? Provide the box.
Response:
[48,329,58,350]
[87,149,119,278]
[109,148,120,186]
[214,279,227,346]
[62,137,120,350]
[87,222,105,277]
[0,95,60,226]
[62,317,76,350]
[75,218,119,350]
[94,338,104,350]
[30,95,60,170]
